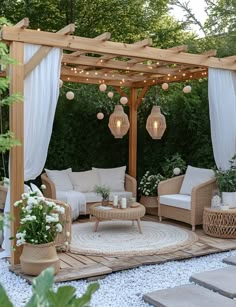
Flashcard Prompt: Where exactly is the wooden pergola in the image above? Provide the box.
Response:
[1,18,236,264]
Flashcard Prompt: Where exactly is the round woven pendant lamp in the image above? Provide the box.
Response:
[108,105,130,138]
[146,106,166,139]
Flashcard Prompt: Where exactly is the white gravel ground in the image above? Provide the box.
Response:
[1,249,236,306]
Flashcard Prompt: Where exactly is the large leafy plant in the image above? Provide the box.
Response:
[0,267,99,307]
[214,155,236,192]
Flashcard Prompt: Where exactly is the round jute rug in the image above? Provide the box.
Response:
[70,221,198,257]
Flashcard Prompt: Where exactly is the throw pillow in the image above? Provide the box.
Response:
[45,168,73,192]
[69,170,99,192]
[180,165,215,195]
[93,166,126,191]
[30,183,44,197]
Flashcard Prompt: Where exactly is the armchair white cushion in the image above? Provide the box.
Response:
[159,194,191,210]
[180,166,215,195]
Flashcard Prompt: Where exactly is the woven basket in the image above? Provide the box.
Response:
[20,242,60,276]
[140,195,158,208]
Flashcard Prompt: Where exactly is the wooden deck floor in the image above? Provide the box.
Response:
[10,214,236,283]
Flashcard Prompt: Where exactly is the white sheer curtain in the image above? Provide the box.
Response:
[208,68,236,170]
[0,44,62,258]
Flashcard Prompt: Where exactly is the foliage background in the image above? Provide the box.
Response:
[0,0,235,192]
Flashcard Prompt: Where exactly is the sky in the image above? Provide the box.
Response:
[170,0,208,36]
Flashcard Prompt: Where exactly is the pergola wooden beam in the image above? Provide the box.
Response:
[2,27,235,70]
[24,24,75,78]
[62,55,205,75]
[70,32,111,57]
[14,18,29,29]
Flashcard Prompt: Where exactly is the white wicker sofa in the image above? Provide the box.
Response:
[41,166,137,218]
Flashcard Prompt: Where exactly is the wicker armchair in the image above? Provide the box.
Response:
[158,175,217,231]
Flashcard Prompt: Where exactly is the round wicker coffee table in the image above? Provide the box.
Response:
[90,203,146,234]
[203,207,236,238]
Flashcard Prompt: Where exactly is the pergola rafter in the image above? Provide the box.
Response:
[1,18,236,265]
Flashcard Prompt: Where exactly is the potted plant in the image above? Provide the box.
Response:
[139,171,165,211]
[214,155,236,208]
[94,185,111,206]
[14,191,65,275]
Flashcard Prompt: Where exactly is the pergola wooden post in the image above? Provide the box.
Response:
[9,41,25,264]
[1,19,236,264]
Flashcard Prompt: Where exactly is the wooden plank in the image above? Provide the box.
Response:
[62,55,190,75]
[58,253,85,267]
[10,263,112,284]
[60,260,72,269]
[14,18,29,29]
[100,258,140,271]
[2,27,236,70]
[132,255,167,265]
[128,88,138,178]
[24,24,75,78]
[66,253,97,265]
[114,86,129,99]
[9,41,24,265]
[136,86,149,108]
[70,32,111,57]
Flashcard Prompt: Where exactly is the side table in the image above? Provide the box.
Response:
[203,207,236,238]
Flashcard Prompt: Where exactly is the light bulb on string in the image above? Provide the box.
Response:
[99,83,107,92]
[161,83,168,90]
[59,79,63,88]
[120,96,128,105]
[97,112,104,120]
[183,85,191,93]
[107,91,114,99]
[66,91,75,100]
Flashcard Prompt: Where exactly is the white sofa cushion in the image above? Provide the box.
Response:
[69,170,99,192]
[93,166,126,191]
[160,194,191,210]
[45,168,73,192]
[180,165,215,195]
[85,191,132,203]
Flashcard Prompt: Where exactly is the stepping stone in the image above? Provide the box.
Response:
[190,266,236,299]
[223,256,236,266]
[143,284,236,307]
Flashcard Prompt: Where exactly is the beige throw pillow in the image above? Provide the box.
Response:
[45,168,73,192]
[180,165,215,195]
[93,166,126,191]
[69,170,99,192]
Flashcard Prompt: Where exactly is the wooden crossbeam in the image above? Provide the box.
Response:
[24,24,75,78]
[60,75,133,87]
[200,50,217,57]
[14,18,29,29]
[114,86,129,99]
[61,67,140,83]
[62,55,198,75]
[2,27,236,70]
[70,32,111,57]
[131,69,208,88]
[98,38,153,63]
[136,86,150,108]
[168,45,188,52]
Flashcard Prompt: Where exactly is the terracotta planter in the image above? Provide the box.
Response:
[20,242,60,276]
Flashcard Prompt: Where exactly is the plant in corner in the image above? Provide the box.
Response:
[138,171,165,210]
[214,155,236,207]
[94,185,111,205]
[13,191,65,275]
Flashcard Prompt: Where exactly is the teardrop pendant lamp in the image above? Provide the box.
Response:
[146,106,166,139]
[108,105,130,138]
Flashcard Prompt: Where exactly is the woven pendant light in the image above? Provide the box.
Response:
[146,106,166,139]
[108,105,130,138]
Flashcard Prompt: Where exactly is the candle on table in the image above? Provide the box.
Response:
[113,195,118,207]
[121,198,127,209]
